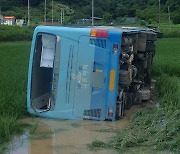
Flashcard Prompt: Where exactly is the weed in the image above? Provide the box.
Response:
[87,140,106,150]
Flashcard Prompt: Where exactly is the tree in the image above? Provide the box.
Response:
[148,18,153,24]
[103,12,112,23]
[128,9,136,17]
[173,15,180,24]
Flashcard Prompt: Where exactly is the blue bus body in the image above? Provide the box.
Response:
[27,26,156,121]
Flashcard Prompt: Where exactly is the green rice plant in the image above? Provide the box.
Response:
[160,24,180,38]
[153,38,180,110]
[156,74,180,110]
[0,41,31,152]
[0,116,28,144]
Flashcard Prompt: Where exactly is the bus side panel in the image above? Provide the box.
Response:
[89,38,110,120]
[72,35,94,118]
[27,30,39,113]
[106,31,122,121]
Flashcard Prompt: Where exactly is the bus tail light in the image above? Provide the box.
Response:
[113,44,118,54]
[90,29,108,38]
[108,107,113,117]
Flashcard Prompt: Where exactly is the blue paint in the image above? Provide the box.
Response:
[27,26,141,121]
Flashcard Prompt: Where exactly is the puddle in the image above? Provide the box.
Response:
[7,105,146,154]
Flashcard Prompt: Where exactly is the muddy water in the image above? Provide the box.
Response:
[7,105,144,154]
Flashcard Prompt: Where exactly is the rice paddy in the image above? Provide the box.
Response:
[0,41,31,151]
[0,38,179,153]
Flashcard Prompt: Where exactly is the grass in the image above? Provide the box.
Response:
[153,38,180,110]
[157,23,180,38]
[0,41,31,151]
[160,23,180,32]
[87,140,106,150]
[149,23,180,38]
[88,38,180,153]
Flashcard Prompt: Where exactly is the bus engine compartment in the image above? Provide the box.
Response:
[116,30,156,119]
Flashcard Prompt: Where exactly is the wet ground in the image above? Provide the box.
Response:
[7,105,149,154]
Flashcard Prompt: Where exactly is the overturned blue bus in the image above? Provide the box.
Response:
[27,26,157,121]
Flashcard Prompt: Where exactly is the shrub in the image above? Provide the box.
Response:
[173,15,180,24]
[0,25,33,42]
[148,19,153,24]
[140,20,146,26]
[103,12,113,23]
